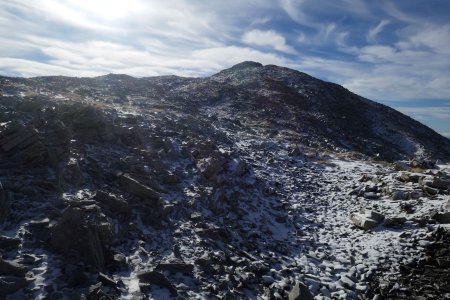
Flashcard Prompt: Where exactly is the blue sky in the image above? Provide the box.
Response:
[0,0,449,137]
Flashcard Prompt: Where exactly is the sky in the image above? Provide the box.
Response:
[0,0,449,137]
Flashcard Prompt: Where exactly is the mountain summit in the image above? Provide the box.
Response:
[1,62,449,161]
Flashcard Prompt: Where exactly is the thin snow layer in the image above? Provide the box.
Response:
[218,132,446,298]
[5,128,447,299]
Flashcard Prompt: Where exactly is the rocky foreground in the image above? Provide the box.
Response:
[0,63,449,299]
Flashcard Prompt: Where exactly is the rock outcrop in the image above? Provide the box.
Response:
[50,206,113,270]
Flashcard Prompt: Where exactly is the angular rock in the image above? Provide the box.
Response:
[350,211,384,230]
[0,123,38,152]
[410,158,435,170]
[432,211,450,224]
[70,106,109,143]
[114,125,144,146]
[366,210,385,223]
[383,217,407,228]
[50,206,113,270]
[197,153,226,179]
[288,281,314,300]
[393,161,409,171]
[98,273,117,288]
[0,185,10,223]
[120,174,161,204]
[63,263,90,288]
[155,262,194,275]
[94,191,130,215]
[64,158,84,185]
[340,276,355,289]
[424,177,450,190]
[0,236,21,249]
[363,192,379,200]
[161,173,180,185]
[422,185,439,196]
[0,258,27,276]
[112,253,127,270]
[137,271,177,296]
[398,172,422,183]
[0,123,48,166]
[0,276,28,296]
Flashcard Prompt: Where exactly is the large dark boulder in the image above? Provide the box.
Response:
[0,276,28,297]
[50,206,113,270]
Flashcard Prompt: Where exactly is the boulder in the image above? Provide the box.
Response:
[62,263,90,288]
[410,158,435,170]
[363,192,380,200]
[232,158,247,176]
[432,211,450,224]
[397,172,422,183]
[98,273,117,288]
[94,191,130,215]
[120,174,161,204]
[70,106,109,143]
[421,177,450,190]
[393,161,409,171]
[350,210,384,230]
[340,276,356,289]
[366,210,385,222]
[0,123,38,152]
[0,276,28,297]
[385,189,423,200]
[197,153,226,180]
[0,123,47,166]
[288,145,304,158]
[44,120,70,164]
[137,271,177,296]
[383,217,407,228]
[0,258,27,276]
[0,236,20,250]
[422,185,439,196]
[288,281,314,300]
[50,206,113,270]
[114,125,144,146]
[0,185,10,223]
[161,174,180,185]
[155,262,194,275]
[64,158,84,185]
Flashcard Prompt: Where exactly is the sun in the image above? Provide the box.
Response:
[69,0,142,20]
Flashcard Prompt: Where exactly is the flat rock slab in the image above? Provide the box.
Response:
[0,259,27,277]
[0,236,20,249]
[137,271,177,296]
[0,276,28,296]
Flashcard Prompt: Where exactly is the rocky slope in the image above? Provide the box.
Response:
[0,62,449,300]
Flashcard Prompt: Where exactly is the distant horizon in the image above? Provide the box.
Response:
[0,0,449,136]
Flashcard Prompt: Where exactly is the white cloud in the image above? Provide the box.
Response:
[192,46,288,68]
[394,106,450,121]
[367,20,390,42]
[242,30,296,54]
[278,0,311,26]
[396,24,450,54]
[0,57,100,77]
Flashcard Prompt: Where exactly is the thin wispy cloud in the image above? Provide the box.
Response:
[242,30,296,54]
[0,0,449,135]
[367,20,390,42]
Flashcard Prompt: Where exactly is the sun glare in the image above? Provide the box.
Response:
[69,0,141,19]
